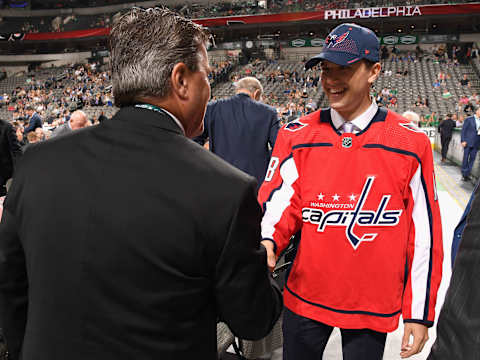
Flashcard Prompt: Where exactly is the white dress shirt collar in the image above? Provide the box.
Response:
[160,108,185,135]
[331,100,378,132]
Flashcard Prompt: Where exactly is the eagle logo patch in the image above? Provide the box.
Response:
[285,120,308,132]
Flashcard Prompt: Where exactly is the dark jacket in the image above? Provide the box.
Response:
[24,112,42,134]
[451,180,479,267]
[195,93,280,188]
[0,119,22,196]
[428,182,480,360]
[460,115,480,148]
[0,106,282,360]
[438,118,456,139]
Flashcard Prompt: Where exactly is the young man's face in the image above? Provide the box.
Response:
[320,60,380,120]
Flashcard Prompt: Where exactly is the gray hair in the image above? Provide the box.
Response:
[402,110,420,124]
[234,77,263,96]
[109,7,210,107]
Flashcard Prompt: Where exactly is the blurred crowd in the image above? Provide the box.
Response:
[5,0,478,35]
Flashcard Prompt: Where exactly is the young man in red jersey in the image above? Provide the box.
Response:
[258,23,443,359]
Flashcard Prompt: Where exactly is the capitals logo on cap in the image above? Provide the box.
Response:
[326,31,350,49]
[305,23,380,70]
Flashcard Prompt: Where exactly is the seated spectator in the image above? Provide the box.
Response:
[26,131,39,145]
[389,96,398,107]
[442,89,452,99]
[424,111,438,126]
[460,74,470,87]
[469,92,479,105]
[414,96,424,107]
[464,101,475,114]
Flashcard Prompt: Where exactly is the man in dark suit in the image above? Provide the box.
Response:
[195,76,280,188]
[460,107,480,181]
[0,8,282,360]
[428,182,480,360]
[0,119,22,196]
[23,106,42,134]
[438,114,456,162]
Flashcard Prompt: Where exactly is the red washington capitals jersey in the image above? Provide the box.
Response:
[258,107,443,332]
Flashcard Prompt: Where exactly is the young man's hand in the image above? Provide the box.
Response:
[400,323,429,358]
[261,240,277,272]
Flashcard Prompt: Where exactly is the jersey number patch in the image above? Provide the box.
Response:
[265,157,279,182]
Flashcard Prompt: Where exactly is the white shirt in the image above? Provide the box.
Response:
[161,108,185,135]
[331,100,378,134]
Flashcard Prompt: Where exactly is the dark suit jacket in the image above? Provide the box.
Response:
[428,182,480,360]
[460,115,480,148]
[0,119,22,196]
[0,106,282,360]
[438,118,456,139]
[195,93,280,188]
[24,113,42,134]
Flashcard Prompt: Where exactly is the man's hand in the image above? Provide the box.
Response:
[400,323,429,358]
[261,240,277,272]
[462,141,467,147]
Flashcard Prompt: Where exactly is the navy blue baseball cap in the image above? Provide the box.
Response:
[305,23,380,70]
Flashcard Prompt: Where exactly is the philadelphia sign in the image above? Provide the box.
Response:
[324,6,421,20]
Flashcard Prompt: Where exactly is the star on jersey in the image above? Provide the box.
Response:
[317,193,325,200]
[332,194,340,201]
[349,194,357,201]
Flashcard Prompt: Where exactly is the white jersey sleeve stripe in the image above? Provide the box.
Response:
[261,156,299,240]
[409,163,432,319]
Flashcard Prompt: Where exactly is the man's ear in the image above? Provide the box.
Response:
[368,62,381,84]
[170,62,190,100]
[253,89,262,101]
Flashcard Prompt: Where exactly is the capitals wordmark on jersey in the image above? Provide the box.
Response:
[302,176,403,250]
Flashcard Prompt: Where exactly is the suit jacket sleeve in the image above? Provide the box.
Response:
[0,184,28,360]
[460,118,469,144]
[215,179,282,340]
[6,122,22,166]
[268,109,280,149]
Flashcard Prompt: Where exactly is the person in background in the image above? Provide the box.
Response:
[460,107,480,181]
[194,76,280,189]
[23,105,43,134]
[402,110,420,126]
[438,114,456,162]
[0,119,22,196]
[51,110,88,138]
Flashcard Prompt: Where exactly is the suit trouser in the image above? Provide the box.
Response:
[282,308,387,360]
[461,146,478,177]
[440,136,451,159]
